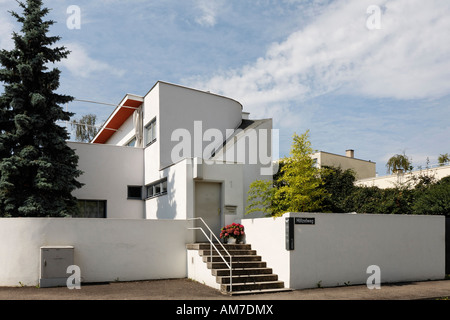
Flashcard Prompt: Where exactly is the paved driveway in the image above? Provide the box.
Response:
[0,278,449,300]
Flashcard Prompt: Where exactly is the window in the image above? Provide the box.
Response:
[154,183,161,195]
[145,118,157,146]
[312,158,319,168]
[127,186,142,200]
[75,200,106,218]
[147,185,154,198]
[126,137,136,147]
[146,178,168,199]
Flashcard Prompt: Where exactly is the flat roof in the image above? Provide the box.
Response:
[313,151,375,164]
[91,94,144,144]
[147,81,243,110]
[91,81,244,144]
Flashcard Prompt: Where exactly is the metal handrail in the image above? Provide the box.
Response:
[188,217,233,293]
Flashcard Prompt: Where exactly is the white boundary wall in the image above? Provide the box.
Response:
[242,213,445,290]
[0,218,194,287]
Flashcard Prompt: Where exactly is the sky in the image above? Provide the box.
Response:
[1,0,449,176]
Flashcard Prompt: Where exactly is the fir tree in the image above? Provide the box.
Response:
[0,0,82,217]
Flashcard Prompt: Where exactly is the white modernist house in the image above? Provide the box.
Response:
[68,81,274,238]
[0,82,445,289]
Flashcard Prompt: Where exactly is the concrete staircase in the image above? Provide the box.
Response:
[186,243,292,295]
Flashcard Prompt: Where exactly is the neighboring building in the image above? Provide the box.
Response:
[356,164,450,189]
[311,149,376,180]
[310,149,450,189]
[68,81,275,239]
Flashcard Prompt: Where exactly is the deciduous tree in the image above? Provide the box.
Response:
[71,114,99,142]
[438,153,450,166]
[386,152,412,174]
[246,130,327,217]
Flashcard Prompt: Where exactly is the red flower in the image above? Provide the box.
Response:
[220,223,245,241]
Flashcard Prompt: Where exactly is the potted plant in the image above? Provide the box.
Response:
[220,223,245,244]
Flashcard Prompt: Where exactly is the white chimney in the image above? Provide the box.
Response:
[346,149,355,158]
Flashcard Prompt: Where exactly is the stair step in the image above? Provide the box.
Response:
[202,255,262,263]
[217,274,278,284]
[221,281,285,293]
[212,267,273,277]
[198,249,257,256]
[187,243,251,251]
[226,288,294,296]
[207,261,266,269]
[187,242,289,295]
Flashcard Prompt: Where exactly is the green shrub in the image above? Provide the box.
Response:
[341,186,384,213]
[320,166,356,213]
[412,177,450,216]
[341,185,416,215]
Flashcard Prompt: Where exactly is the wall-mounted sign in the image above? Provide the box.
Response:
[285,218,294,251]
[294,217,315,225]
[224,205,237,215]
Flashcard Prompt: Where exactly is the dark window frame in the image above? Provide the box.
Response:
[75,200,107,218]
[145,178,168,199]
[145,117,157,147]
[127,186,143,200]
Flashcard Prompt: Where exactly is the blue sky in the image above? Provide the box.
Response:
[1,0,449,176]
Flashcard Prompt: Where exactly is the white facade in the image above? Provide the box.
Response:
[68,142,145,219]
[71,81,275,234]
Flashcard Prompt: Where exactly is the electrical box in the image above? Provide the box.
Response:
[39,246,74,288]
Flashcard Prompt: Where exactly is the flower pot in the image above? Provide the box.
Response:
[220,223,245,245]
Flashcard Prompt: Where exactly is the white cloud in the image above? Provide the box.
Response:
[0,1,18,50]
[0,21,14,51]
[189,0,450,120]
[59,42,125,78]
[194,0,224,27]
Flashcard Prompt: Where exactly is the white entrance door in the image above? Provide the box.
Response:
[195,182,222,243]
